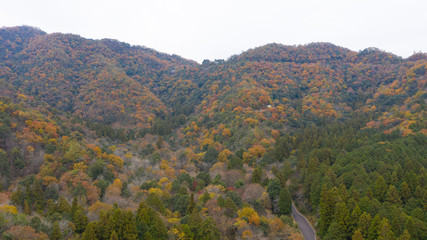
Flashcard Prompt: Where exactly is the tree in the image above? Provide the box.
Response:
[278,187,292,215]
[51,221,62,240]
[377,218,395,240]
[73,208,88,234]
[251,167,263,184]
[367,215,381,240]
[199,217,221,240]
[399,182,411,204]
[81,222,97,240]
[386,185,401,204]
[397,230,411,240]
[224,197,237,217]
[319,186,335,236]
[267,178,281,201]
[373,176,387,202]
[110,230,119,240]
[352,229,364,240]
[357,212,372,239]
[204,146,218,164]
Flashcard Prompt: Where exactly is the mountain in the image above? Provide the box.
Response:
[0,26,425,240]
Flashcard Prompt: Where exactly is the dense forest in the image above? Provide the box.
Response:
[0,26,425,240]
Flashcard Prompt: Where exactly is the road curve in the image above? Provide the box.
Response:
[291,203,316,240]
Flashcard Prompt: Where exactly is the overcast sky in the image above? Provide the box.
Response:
[1,0,426,63]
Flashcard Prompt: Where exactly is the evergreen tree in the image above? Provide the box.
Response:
[81,222,97,240]
[267,178,281,201]
[73,208,88,234]
[400,182,411,204]
[373,176,387,202]
[110,230,119,240]
[224,197,237,217]
[251,167,263,184]
[367,215,381,240]
[386,185,402,204]
[397,230,411,240]
[378,218,395,240]
[51,221,62,240]
[334,201,350,239]
[199,217,221,240]
[120,210,137,240]
[352,229,364,240]
[319,186,335,236]
[278,187,292,215]
[357,212,372,239]
[350,205,362,234]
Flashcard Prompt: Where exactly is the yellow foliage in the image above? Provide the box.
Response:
[124,152,133,159]
[0,204,18,215]
[244,118,259,126]
[148,187,163,197]
[242,229,253,239]
[217,149,232,162]
[270,217,285,232]
[159,177,170,185]
[222,128,231,137]
[73,162,87,171]
[238,207,260,226]
[42,176,58,185]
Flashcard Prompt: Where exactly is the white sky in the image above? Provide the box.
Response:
[1,0,426,63]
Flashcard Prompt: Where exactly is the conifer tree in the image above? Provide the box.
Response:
[386,185,402,204]
[110,230,119,240]
[224,197,237,217]
[278,187,292,215]
[352,229,364,240]
[357,212,372,239]
[399,182,411,204]
[51,221,62,240]
[373,176,387,202]
[199,217,221,240]
[251,167,263,184]
[81,222,97,240]
[367,215,381,240]
[319,186,335,236]
[397,230,411,240]
[377,218,395,240]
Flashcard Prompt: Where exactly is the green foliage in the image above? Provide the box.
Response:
[278,187,292,215]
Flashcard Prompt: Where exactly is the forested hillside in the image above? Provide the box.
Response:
[0,26,425,240]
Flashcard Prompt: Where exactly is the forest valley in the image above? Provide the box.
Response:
[0,26,426,240]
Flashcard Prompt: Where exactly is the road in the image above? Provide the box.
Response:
[291,203,316,240]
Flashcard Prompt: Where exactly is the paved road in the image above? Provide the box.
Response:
[291,203,316,240]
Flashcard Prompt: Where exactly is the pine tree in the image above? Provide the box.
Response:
[278,187,292,215]
[397,230,411,240]
[386,185,401,204]
[367,215,381,240]
[110,230,119,240]
[187,192,196,215]
[121,210,137,240]
[224,197,237,217]
[377,218,395,240]
[51,221,62,240]
[405,217,416,240]
[357,212,372,239]
[352,229,364,240]
[333,201,350,239]
[350,205,362,234]
[399,182,411,204]
[373,176,387,202]
[251,167,263,184]
[199,217,221,240]
[319,186,335,236]
[73,208,88,234]
[81,222,97,240]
